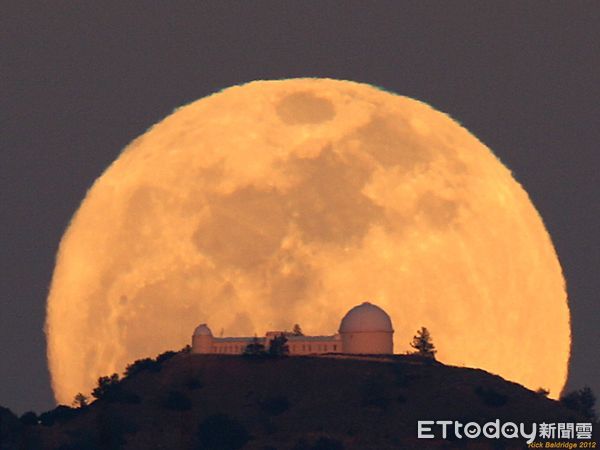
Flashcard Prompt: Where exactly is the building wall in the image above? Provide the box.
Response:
[191,334,212,354]
[191,335,343,355]
[210,341,252,354]
[287,339,341,355]
[341,331,393,354]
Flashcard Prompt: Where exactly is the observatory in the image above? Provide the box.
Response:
[338,302,394,354]
[192,302,394,355]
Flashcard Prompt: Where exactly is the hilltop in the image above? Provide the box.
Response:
[1,352,596,450]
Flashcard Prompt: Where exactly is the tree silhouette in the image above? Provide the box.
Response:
[92,374,121,400]
[72,392,89,408]
[268,333,290,357]
[19,411,39,426]
[124,357,161,377]
[243,336,267,357]
[292,324,304,336]
[410,327,436,359]
[560,386,597,420]
[91,373,140,403]
[535,387,550,397]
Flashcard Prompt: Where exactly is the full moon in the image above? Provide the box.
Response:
[46,78,570,403]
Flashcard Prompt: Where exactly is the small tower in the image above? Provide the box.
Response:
[339,302,394,354]
[192,323,213,354]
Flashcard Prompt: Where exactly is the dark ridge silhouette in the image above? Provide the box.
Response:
[1,352,597,450]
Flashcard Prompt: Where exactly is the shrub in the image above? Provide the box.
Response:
[260,395,290,416]
[243,337,267,357]
[268,334,289,357]
[0,406,21,448]
[561,387,597,420]
[39,405,78,426]
[92,374,120,400]
[156,350,177,364]
[124,358,161,377]
[535,387,550,397]
[91,373,140,404]
[19,411,38,426]
[475,386,508,407]
[72,392,89,408]
[163,390,192,411]
[196,414,249,450]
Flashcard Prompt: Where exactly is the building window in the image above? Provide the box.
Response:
[308,345,312,352]
[324,345,328,352]
[333,345,337,351]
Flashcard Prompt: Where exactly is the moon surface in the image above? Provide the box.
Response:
[46,78,570,403]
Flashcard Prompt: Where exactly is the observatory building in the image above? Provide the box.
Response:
[191,302,394,355]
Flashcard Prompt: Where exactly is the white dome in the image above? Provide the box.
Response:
[339,302,393,333]
[193,323,213,336]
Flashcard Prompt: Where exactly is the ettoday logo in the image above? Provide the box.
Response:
[417,420,594,444]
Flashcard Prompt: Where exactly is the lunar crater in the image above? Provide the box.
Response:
[276,91,336,125]
[352,115,433,171]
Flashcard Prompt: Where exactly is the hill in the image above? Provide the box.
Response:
[1,352,597,450]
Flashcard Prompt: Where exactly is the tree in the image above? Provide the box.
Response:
[156,350,177,364]
[560,387,597,420]
[292,324,304,336]
[268,333,289,357]
[91,373,140,403]
[124,358,161,377]
[72,392,89,408]
[535,387,550,397]
[410,327,436,359]
[19,411,39,426]
[243,336,267,357]
[92,374,121,400]
[39,405,77,426]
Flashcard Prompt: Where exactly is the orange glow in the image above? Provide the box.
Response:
[46,78,570,404]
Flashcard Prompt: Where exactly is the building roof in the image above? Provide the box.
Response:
[214,337,260,343]
[211,335,339,343]
[193,323,213,336]
[338,302,394,333]
[287,335,339,342]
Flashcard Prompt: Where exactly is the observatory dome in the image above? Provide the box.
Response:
[193,323,213,336]
[339,302,393,333]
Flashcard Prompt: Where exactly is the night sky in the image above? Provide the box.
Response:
[2,2,598,415]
